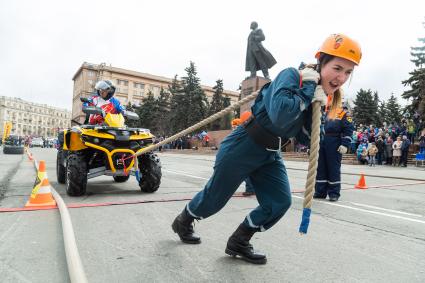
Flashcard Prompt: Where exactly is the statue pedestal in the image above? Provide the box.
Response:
[240,76,270,113]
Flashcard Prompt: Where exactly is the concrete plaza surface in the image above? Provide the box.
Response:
[0,148,424,282]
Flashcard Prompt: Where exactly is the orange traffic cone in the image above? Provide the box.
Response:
[25,160,56,208]
[354,173,368,189]
[26,149,32,160]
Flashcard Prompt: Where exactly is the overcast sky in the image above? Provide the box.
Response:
[1,0,424,110]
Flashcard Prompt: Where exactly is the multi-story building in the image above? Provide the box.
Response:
[71,62,240,124]
[0,96,71,138]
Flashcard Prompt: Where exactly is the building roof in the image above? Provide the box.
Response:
[0,96,71,113]
[73,62,239,97]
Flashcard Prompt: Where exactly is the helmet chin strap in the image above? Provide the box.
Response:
[105,91,113,100]
[97,90,113,100]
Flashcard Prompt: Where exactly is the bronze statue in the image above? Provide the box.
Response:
[245,21,276,79]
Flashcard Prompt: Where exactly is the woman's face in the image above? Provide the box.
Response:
[320,57,355,95]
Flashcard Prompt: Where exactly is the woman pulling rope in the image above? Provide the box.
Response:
[171,34,362,264]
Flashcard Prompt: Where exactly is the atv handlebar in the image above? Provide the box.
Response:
[82,106,104,116]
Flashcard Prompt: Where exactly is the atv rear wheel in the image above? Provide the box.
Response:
[113,175,130,182]
[56,149,66,184]
[138,152,161,193]
[66,152,87,196]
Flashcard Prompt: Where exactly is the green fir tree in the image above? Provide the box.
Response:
[353,89,377,126]
[402,19,425,127]
[182,62,209,128]
[386,94,402,124]
[222,94,232,130]
[169,74,188,133]
[136,91,159,132]
[172,62,209,132]
[208,79,230,130]
[377,100,388,126]
[156,87,171,136]
[372,91,380,125]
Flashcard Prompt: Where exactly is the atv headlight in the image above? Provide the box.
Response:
[82,136,101,144]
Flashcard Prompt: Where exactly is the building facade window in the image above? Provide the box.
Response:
[117,79,129,86]
[134,82,145,89]
[134,89,145,96]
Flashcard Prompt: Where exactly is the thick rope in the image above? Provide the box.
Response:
[299,101,322,234]
[132,90,260,158]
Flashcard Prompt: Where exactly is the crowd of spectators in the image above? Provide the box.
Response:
[155,131,211,151]
[351,119,424,167]
[152,116,425,169]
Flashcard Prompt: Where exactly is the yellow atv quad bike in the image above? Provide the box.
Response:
[56,100,161,196]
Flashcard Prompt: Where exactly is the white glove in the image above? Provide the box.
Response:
[337,145,348,154]
[312,85,327,106]
[300,67,320,84]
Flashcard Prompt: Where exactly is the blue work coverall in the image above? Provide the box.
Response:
[245,177,255,193]
[314,111,354,198]
[186,68,316,231]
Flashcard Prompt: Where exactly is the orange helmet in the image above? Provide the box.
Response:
[240,111,252,123]
[315,34,362,65]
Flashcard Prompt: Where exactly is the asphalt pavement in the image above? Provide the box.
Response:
[0,148,424,282]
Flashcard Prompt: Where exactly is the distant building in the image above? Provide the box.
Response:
[71,62,240,124]
[0,96,71,137]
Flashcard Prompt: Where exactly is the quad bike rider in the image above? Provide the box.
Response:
[56,80,162,196]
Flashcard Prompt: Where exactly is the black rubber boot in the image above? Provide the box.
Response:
[313,194,326,199]
[225,223,267,264]
[329,196,339,202]
[171,208,201,244]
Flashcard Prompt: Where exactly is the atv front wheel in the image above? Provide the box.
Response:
[138,152,161,193]
[66,152,87,196]
[3,145,24,155]
[56,149,66,184]
[113,175,130,182]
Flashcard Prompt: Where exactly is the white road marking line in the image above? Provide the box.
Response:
[163,169,209,180]
[349,202,423,218]
[165,168,425,225]
[292,195,425,225]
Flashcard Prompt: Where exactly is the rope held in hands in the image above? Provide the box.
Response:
[299,101,321,234]
[131,90,261,158]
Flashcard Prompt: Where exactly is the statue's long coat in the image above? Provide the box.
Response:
[245,28,277,72]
